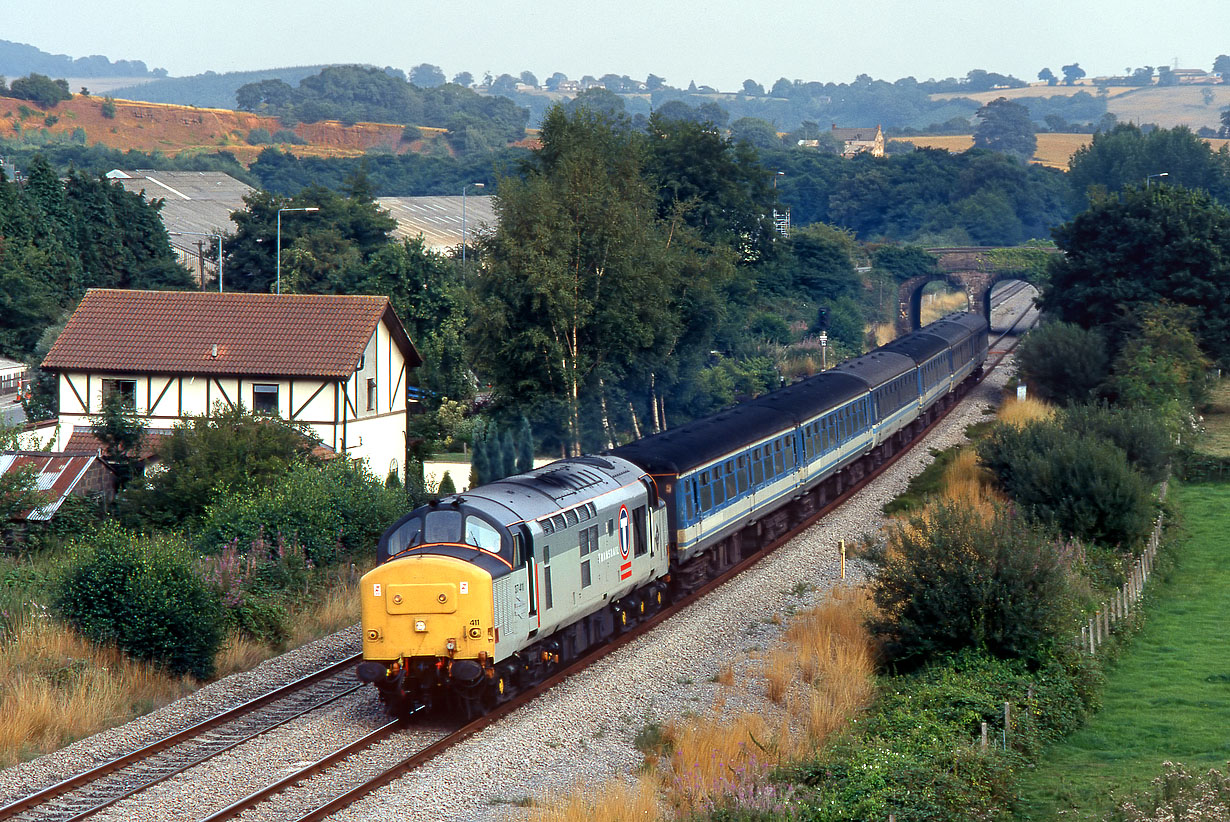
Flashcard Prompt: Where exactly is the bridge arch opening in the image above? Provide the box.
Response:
[987,278,1039,333]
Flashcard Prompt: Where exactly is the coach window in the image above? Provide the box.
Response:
[699,472,714,511]
[724,460,737,498]
[784,436,796,468]
[752,447,765,485]
[773,440,784,474]
[736,455,748,494]
[253,383,278,415]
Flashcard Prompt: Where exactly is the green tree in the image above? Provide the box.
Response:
[1061,63,1086,85]
[872,245,940,281]
[92,389,146,489]
[125,407,317,527]
[977,421,1154,548]
[1106,302,1210,420]
[437,471,457,496]
[1015,321,1110,405]
[6,73,71,106]
[1038,67,1057,86]
[470,104,682,453]
[1067,124,1230,206]
[788,223,860,302]
[516,415,534,474]
[409,63,445,88]
[972,97,1037,160]
[1041,185,1230,363]
[866,502,1074,670]
[56,526,225,678]
[728,117,782,150]
[0,464,45,522]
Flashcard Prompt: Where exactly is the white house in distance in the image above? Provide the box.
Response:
[41,289,422,482]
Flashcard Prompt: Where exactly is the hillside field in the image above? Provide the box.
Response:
[933,82,1230,132]
[1,92,450,162]
[897,133,1230,170]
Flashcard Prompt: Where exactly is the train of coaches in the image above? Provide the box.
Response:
[357,311,990,715]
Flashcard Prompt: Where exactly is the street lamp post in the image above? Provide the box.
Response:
[276,206,319,294]
[462,182,485,269]
[1145,172,1169,187]
[168,231,224,291]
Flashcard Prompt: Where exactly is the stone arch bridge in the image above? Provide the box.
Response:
[896,246,1058,335]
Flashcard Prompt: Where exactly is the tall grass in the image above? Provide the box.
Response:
[664,588,874,815]
[0,612,193,766]
[0,566,363,764]
[920,289,969,325]
[528,588,875,820]
[997,395,1054,428]
[529,776,664,822]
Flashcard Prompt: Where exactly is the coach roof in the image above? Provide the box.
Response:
[610,372,866,475]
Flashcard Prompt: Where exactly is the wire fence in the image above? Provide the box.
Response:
[1078,479,1169,655]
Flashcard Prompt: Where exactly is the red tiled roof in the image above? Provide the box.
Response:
[43,290,421,378]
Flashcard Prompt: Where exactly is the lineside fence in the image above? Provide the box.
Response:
[1078,478,1169,655]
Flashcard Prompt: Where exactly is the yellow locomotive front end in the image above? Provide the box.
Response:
[358,553,495,714]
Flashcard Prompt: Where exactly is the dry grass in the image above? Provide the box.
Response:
[997,395,1054,429]
[529,775,665,822]
[919,289,970,325]
[0,570,363,764]
[664,587,875,814]
[0,615,193,766]
[901,132,1230,171]
[215,575,362,678]
[534,588,876,820]
[870,322,897,347]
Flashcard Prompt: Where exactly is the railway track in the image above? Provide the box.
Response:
[0,655,363,822]
[198,290,1041,822]
[3,291,1037,822]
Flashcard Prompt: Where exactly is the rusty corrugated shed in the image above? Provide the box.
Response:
[0,451,102,521]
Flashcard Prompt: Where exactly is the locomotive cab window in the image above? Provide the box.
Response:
[424,510,462,544]
[464,516,501,553]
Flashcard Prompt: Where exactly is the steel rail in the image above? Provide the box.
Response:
[286,294,1040,822]
[0,653,362,821]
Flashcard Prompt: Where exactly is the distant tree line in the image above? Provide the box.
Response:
[0,158,193,410]
[0,38,165,79]
[234,65,528,153]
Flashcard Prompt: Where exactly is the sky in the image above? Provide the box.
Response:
[5,0,1229,91]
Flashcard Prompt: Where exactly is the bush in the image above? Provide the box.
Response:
[977,420,1154,548]
[100,97,116,119]
[437,471,456,495]
[195,460,406,565]
[1015,321,1110,405]
[246,127,272,145]
[866,501,1076,670]
[201,533,311,644]
[1060,404,1173,483]
[55,526,224,678]
[271,128,306,145]
[794,652,1094,820]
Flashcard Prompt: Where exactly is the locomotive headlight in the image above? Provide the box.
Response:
[414,620,427,632]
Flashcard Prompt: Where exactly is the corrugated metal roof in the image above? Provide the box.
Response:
[0,451,101,521]
[108,169,254,239]
[376,195,496,252]
[42,289,421,377]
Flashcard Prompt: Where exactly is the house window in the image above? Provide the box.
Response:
[101,379,136,410]
[253,383,279,414]
[367,378,377,412]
